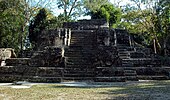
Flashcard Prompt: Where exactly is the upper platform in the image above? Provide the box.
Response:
[63,19,109,30]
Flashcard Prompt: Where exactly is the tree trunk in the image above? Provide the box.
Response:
[163,39,167,56]
[153,38,157,54]
[164,34,170,56]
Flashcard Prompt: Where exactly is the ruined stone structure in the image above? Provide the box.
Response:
[0,19,170,82]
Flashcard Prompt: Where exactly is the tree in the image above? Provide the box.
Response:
[117,0,170,55]
[56,0,83,21]
[19,0,53,51]
[155,0,170,55]
[0,0,25,53]
[28,8,47,49]
[117,0,162,54]
[47,14,66,29]
[83,0,109,12]
[0,0,58,54]
[88,3,122,27]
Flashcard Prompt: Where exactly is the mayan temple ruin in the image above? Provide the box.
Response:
[0,19,170,82]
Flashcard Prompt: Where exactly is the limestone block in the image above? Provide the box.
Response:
[0,48,15,60]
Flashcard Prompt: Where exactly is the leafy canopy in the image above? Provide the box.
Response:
[0,0,25,53]
[28,8,47,48]
[88,3,122,27]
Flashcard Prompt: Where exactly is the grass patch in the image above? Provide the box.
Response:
[0,80,170,100]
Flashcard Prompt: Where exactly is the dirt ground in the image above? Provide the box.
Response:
[0,80,170,100]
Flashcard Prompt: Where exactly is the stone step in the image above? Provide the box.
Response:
[118,47,133,50]
[119,56,130,59]
[71,30,96,34]
[70,40,94,43]
[64,69,94,73]
[117,43,130,46]
[67,46,95,50]
[137,75,169,80]
[65,49,95,53]
[64,54,92,57]
[94,76,126,82]
[122,63,133,67]
[65,61,92,65]
[65,64,93,68]
[125,76,138,81]
[64,73,94,77]
[65,47,94,50]
[70,43,94,46]
[117,50,133,53]
[5,58,31,66]
[118,53,130,56]
[71,37,94,39]
[124,72,137,76]
[64,51,94,55]
[162,67,170,71]
[124,69,137,75]
[71,36,94,38]
[62,77,94,81]
[71,36,94,39]
[64,70,94,73]
[65,59,91,63]
[65,49,87,52]
[122,58,152,61]
[65,57,94,60]
[65,65,93,68]
[117,49,127,51]
[130,52,145,58]
[0,75,63,83]
[69,44,95,47]
[30,76,62,82]
[121,58,161,66]
[70,38,94,41]
[124,70,136,73]
[118,50,130,52]
[69,43,95,46]
[71,34,94,37]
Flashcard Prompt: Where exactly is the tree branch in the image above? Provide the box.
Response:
[68,0,78,17]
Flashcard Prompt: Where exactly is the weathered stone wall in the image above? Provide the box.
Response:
[63,19,109,30]
[5,47,64,68]
[37,28,71,50]
[0,66,63,82]
[30,47,64,67]
[94,28,121,68]
[1,46,64,82]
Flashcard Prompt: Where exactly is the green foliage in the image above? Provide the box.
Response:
[28,8,47,48]
[89,4,122,27]
[83,0,109,12]
[47,14,66,29]
[118,0,170,55]
[0,0,25,53]
[56,0,83,21]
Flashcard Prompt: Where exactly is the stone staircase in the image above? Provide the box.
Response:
[115,29,138,81]
[117,45,138,81]
[64,30,96,80]
[116,29,168,80]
